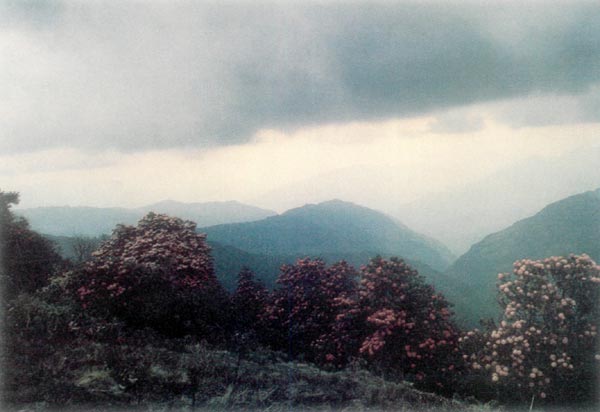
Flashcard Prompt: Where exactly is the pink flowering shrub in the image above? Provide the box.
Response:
[310,284,365,369]
[89,213,214,286]
[360,257,460,391]
[317,257,461,393]
[462,254,600,405]
[263,258,358,361]
[69,213,228,338]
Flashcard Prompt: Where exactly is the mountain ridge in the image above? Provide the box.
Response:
[201,199,455,272]
[445,187,600,326]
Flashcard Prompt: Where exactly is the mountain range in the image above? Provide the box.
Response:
[31,199,458,297]
[22,188,600,329]
[202,199,458,293]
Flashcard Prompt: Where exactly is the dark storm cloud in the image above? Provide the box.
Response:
[2,1,600,153]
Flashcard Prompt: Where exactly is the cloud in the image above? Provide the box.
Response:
[5,112,598,211]
[478,83,600,128]
[2,2,600,154]
[428,111,485,134]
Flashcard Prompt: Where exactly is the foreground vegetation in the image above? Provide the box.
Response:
[4,333,474,411]
[1,190,598,411]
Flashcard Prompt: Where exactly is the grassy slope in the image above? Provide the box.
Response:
[3,341,482,412]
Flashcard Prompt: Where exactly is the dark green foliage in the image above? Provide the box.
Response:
[0,191,65,302]
[4,319,474,411]
[231,267,268,333]
[2,281,126,405]
[67,265,228,339]
[209,240,291,291]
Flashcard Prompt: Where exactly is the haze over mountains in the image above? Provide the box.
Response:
[395,148,600,254]
[15,200,276,237]
[253,147,600,255]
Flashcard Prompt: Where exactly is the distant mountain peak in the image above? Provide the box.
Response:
[291,199,392,214]
[145,199,182,207]
[202,199,454,272]
[318,199,354,206]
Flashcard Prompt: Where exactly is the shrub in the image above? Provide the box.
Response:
[464,254,600,405]
[321,257,461,393]
[263,258,358,362]
[2,284,126,405]
[69,212,228,338]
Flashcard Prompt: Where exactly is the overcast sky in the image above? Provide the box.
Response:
[1,1,600,214]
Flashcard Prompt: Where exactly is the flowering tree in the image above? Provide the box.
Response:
[70,212,227,338]
[359,257,460,390]
[263,258,358,361]
[463,254,600,404]
[318,257,461,392]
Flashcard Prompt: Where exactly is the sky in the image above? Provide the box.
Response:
[2,1,600,224]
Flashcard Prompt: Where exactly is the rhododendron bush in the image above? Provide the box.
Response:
[69,213,228,338]
[263,258,358,361]
[316,257,461,393]
[462,254,600,404]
